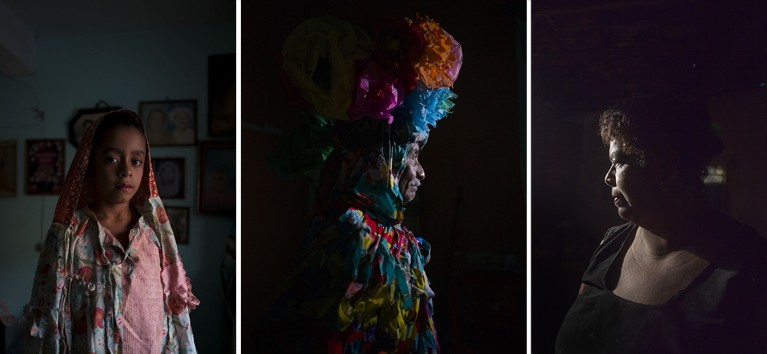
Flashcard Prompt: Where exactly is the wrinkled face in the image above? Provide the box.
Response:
[604,140,662,223]
[399,143,425,204]
[91,126,146,206]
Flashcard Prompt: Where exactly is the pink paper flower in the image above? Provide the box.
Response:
[347,61,404,123]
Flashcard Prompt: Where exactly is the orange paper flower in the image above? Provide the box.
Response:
[410,16,463,89]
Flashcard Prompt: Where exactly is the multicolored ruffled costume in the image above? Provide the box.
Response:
[259,15,462,353]
[23,110,199,353]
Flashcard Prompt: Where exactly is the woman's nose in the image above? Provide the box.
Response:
[604,165,615,187]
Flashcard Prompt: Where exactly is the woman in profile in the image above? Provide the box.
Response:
[556,95,767,353]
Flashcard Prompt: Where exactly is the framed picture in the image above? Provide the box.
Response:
[139,100,197,146]
[152,157,185,199]
[166,206,190,244]
[26,139,66,195]
[0,141,17,197]
[68,105,121,148]
[198,142,235,214]
[208,53,236,137]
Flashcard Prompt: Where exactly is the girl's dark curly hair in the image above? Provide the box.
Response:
[599,94,723,185]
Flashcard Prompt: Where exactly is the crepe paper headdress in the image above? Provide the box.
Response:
[271,15,463,178]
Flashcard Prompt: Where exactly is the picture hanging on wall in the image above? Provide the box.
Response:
[68,102,121,148]
[208,53,236,137]
[152,157,185,199]
[166,206,190,244]
[139,100,197,146]
[198,142,235,214]
[0,141,17,197]
[26,139,65,195]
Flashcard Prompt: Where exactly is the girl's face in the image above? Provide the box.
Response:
[91,126,146,206]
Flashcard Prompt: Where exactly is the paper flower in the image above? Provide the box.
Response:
[410,16,463,89]
[281,16,374,120]
[272,15,463,179]
[347,60,404,123]
[406,84,457,133]
[373,17,425,94]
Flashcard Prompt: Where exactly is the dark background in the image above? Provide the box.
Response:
[532,1,767,352]
[243,0,526,352]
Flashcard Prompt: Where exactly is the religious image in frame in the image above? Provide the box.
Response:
[153,157,185,199]
[198,142,235,214]
[139,100,197,146]
[166,206,190,244]
[208,53,236,137]
[26,139,65,195]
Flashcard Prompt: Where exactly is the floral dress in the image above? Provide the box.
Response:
[24,110,199,353]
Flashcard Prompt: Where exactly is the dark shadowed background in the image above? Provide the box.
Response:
[242,0,526,352]
[532,1,767,352]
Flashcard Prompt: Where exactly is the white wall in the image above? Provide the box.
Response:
[0,22,235,353]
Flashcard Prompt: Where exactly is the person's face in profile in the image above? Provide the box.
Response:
[604,140,664,223]
[399,143,425,204]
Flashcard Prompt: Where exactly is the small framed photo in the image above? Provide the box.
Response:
[198,142,235,214]
[166,206,190,244]
[208,53,236,137]
[26,139,66,195]
[153,157,185,199]
[0,141,17,197]
[68,105,120,148]
[139,100,197,146]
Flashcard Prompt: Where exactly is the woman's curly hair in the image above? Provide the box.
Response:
[599,94,723,185]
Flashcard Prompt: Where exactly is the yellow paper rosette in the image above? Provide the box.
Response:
[281,16,374,120]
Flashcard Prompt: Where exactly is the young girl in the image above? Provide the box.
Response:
[24,109,199,353]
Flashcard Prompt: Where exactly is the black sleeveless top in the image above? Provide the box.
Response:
[556,222,767,354]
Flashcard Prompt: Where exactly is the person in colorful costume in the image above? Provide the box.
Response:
[257,15,462,353]
[24,109,199,353]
